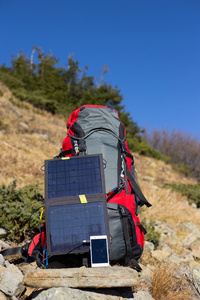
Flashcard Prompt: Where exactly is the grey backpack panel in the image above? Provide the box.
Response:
[107,202,126,261]
[75,106,124,193]
[84,131,119,193]
[77,106,122,137]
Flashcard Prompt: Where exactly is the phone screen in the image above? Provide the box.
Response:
[90,236,109,267]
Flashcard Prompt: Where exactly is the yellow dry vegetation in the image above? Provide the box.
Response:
[1,81,200,237]
[0,82,66,190]
[150,263,193,300]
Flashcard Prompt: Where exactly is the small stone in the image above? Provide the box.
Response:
[40,134,49,140]
[0,291,7,300]
[178,222,200,236]
[0,240,11,251]
[0,228,10,238]
[193,269,200,284]
[144,241,155,252]
[4,260,10,267]
[133,290,154,300]
[182,253,194,263]
[191,250,200,259]
[0,264,25,297]
[19,122,29,130]
[189,237,200,252]
[151,250,171,262]
[183,233,199,248]
[159,244,172,254]
[143,176,155,182]
[189,261,200,272]
[165,253,183,265]
[0,254,5,266]
[139,264,153,285]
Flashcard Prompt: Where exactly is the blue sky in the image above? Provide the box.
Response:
[0,0,200,138]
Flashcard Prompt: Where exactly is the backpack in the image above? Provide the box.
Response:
[58,105,151,269]
[1,105,151,270]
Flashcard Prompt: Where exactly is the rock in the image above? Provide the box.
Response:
[143,176,155,182]
[23,266,139,289]
[133,290,154,300]
[189,237,200,252]
[193,269,200,285]
[151,250,171,262]
[0,240,11,251]
[165,253,183,265]
[154,222,174,235]
[144,241,155,252]
[0,264,25,297]
[13,109,23,118]
[30,287,133,300]
[189,261,200,272]
[191,250,200,259]
[4,260,10,268]
[150,185,160,190]
[0,254,5,266]
[40,134,49,140]
[159,243,172,253]
[182,252,194,263]
[139,264,153,285]
[0,291,8,300]
[178,222,200,236]
[183,233,199,248]
[19,122,29,130]
[0,228,10,239]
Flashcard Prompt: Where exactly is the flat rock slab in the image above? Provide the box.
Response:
[23,266,138,289]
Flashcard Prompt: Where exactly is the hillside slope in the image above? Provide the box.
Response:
[0,81,200,241]
[1,82,200,299]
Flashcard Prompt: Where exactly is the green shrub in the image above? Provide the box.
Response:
[0,180,44,241]
[9,97,30,110]
[0,72,25,90]
[164,183,200,208]
[0,89,3,97]
[172,163,191,177]
[142,219,161,248]
[12,89,58,114]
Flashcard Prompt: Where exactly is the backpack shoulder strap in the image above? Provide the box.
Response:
[125,164,152,207]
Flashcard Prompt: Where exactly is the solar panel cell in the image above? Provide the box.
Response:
[46,156,103,199]
[48,202,106,253]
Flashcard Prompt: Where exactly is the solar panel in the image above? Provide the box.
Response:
[45,155,104,199]
[44,154,109,257]
[47,201,106,255]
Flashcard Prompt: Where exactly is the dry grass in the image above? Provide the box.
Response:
[140,186,200,228]
[1,81,200,231]
[150,263,193,300]
[0,82,66,189]
[134,152,196,186]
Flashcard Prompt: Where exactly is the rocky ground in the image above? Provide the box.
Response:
[1,216,200,299]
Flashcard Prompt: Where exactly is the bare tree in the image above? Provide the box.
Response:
[144,129,200,180]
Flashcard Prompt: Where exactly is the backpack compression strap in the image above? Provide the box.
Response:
[0,243,29,257]
[125,164,152,207]
[55,149,73,158]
